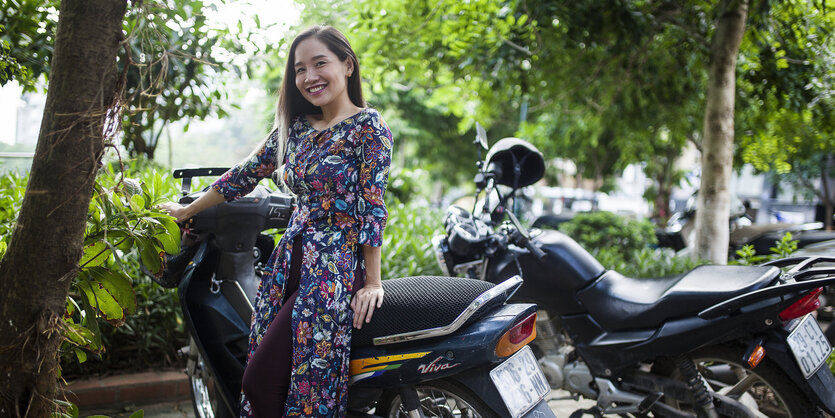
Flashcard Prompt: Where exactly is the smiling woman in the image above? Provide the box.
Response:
[159,25,393,418]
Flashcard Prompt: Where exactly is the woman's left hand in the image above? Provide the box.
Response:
[351,284,384,329]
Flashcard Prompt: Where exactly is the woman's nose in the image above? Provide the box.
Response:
[305,69,319,83]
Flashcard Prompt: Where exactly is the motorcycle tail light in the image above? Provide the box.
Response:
[495,312,537,358]
[778,287,823,322]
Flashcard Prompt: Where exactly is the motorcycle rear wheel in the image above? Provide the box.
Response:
[377,379,499,418]
[187,338,234,418]
[657,344,818,418]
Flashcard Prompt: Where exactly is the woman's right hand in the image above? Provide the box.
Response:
[158,202,191,223]
[157,188,225,223]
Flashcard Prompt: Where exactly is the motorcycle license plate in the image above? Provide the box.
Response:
[490,346,550,418]
[786,314,833,379]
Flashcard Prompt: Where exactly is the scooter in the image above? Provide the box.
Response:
[151,168,557,418]
[432,126,835,417]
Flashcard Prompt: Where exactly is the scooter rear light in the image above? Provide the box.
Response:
[778,287,823,322]
[496,312,537,358]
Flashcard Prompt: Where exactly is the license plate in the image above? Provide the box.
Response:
[786,314,833,379]
[490,346,550,418]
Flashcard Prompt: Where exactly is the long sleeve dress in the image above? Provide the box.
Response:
[210,107,393,417]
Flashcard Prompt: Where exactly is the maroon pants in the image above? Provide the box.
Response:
[241,237,363,417]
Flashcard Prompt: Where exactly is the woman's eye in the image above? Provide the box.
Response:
[296,67,305,74]
[316,61,326,67]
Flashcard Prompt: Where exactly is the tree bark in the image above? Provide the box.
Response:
[822,154,834,231]
[693,0,749,264]
[0,1,126,416]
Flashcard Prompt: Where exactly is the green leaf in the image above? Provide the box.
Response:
[155,231,180,255]
[139,239,164,277]
[79,293,103,348]
[130,194,146,212]
[129,410,145,418]
[74,348,87,363]
[81,267,137,323]
[79,241,111,269]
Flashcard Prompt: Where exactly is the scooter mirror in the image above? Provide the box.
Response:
[475,122,488,150]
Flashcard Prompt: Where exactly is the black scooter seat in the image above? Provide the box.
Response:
[576,265,780,331]
[352,276,495,347]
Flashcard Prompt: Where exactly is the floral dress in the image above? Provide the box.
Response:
[211,108,393,417]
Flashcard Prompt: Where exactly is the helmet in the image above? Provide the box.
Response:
[484,137,545,188]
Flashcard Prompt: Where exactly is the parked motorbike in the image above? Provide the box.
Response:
[655,194,835,257]
[432,126,835,417]
[151,167,556,418]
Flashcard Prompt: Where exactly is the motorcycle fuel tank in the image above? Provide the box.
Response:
[486,229,605,315]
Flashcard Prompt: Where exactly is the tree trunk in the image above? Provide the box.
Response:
[822,154,834,231]
[693,0,749,264]
[0,1,126,416]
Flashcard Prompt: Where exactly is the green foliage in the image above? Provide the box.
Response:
[559,211,658,254]
[0,170,27,258]
[595,246,705,278]
[1,0,262,158]
[0,24,31,86]
[558,211,703,277]
[119,0,252,159]
[58,159,187,375]
[381,200,444,279]
[386,167,435,205]
[829,350,835,375]
[733,232,798,266]
[61,165,180,368]
[0,161,183,376]
[0,1,56,89]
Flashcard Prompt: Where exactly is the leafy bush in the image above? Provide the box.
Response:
[733,232,798,265]
[381,200,445,279]
[594,246,705,278]
[559,211,658,253]
[0,171,27,258]
[557,211,704,277]
[0,159,186,378]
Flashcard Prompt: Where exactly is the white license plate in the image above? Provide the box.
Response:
[490,345,550,418]
[786,314,833,379]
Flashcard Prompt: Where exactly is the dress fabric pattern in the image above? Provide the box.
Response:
[211,108,392,417]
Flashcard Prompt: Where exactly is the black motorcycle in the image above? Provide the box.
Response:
[152,168,557,418]
[432,127,835,417]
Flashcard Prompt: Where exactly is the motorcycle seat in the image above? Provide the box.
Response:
[576,265,780,331]
[352,276,496,347]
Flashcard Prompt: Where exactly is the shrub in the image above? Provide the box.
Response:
[559,211,705,277]
[381,200,445,279]
[559,211,658,254]
[0,171,27,258]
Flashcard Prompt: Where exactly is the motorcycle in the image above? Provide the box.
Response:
[655,194,835,258]
[151,167,557,418]
[432,126,835,417]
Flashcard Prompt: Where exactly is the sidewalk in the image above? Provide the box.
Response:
[62,370,191,416]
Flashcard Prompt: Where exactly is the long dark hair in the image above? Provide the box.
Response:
[266,26,365,170]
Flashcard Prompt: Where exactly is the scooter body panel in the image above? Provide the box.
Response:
[350,303,536,388]
[179,243,249,415]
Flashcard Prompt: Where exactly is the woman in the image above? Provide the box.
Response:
[160,25,392,417]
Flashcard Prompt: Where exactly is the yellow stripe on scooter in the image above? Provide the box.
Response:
[349,351,431,375]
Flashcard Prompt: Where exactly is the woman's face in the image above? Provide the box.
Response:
[293,37,353,111]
